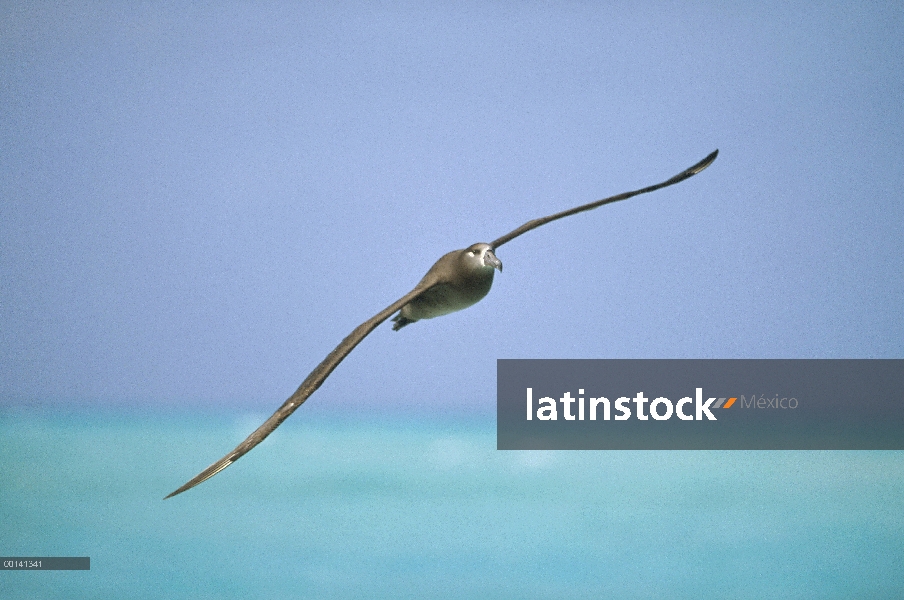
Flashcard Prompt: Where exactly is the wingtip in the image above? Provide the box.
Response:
[163,482,191,500]
[669,149,718,185]
[163,455,238,500]
[690,149,719,175]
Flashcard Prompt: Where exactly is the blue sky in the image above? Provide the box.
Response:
[2,1,902,414]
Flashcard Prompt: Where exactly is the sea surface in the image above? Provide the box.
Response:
[2,407,902,598]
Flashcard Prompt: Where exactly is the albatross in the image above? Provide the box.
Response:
[166,149,719,498]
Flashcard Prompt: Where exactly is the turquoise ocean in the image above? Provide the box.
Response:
[2,408,902,598]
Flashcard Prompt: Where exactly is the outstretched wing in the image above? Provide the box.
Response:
[490,149,718,249]
[165,277,441,499]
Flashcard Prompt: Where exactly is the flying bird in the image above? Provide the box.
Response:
[166,149,719,498]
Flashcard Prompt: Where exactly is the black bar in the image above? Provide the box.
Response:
[1,557,90,570]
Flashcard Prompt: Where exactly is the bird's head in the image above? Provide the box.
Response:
[464,243,502,273]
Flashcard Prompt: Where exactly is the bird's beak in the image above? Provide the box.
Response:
[484,249,502,272]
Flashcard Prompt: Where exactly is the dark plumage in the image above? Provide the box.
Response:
[392,243,502,330]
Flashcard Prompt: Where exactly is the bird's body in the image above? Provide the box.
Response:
[393,243,502,329]
[165,150,719,499]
